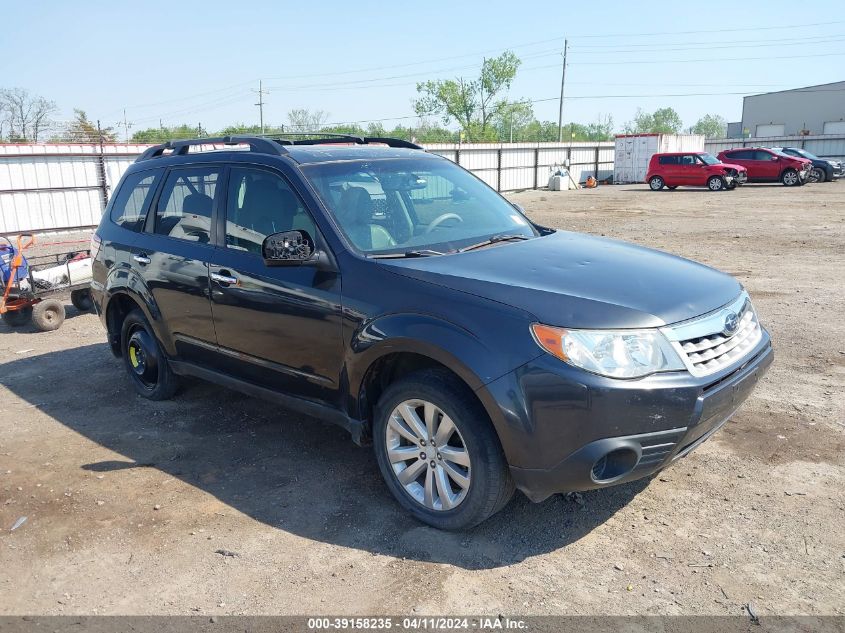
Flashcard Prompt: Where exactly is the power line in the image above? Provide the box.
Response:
[566,19,845,39]
[569,35,845,54]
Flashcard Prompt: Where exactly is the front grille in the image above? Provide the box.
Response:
[662,292,763,378]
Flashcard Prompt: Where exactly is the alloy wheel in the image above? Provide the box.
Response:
[385,399,471,511]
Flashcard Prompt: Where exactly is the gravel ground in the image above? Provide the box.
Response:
[0,181,843,616]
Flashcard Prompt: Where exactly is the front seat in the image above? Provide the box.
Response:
[337,187,396,250]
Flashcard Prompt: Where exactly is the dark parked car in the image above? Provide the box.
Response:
[91,135,773,529]
[716,147,812,186]
[646,152,747,191]
[769,147,842,183]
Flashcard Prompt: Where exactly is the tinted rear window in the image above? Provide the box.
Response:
[658,155,678,165]
[109,170,162,231]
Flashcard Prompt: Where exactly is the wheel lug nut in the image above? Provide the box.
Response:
[420,440,426,446]
[429,460,435,468]
[420,452,426,460]
[437,453,442,460]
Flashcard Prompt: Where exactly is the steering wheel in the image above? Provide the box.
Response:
[425,213,463,234]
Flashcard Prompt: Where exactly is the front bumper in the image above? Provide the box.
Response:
[483,330,773,502]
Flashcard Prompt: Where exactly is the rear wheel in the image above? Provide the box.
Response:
[781,169,800,186]
[373,369,514,530]
[71,289,94,312]
[120,309,179,400]
[1,307,32,327]
[707,176,725,191]
[32,299,65,331]
[649,176,664,191]
[811,167,826,183]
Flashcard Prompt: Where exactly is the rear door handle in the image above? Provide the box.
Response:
[211,271,239,286]
[133,254,151,265]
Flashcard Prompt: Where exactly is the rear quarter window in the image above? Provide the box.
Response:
[109,169,162,231]
[658,155,678,165]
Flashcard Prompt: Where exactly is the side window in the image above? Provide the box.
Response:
[658,155,678,165]
[728,150,751,160]
[109,170,161,231]
[754,150,774,161]
[225,167,317,255]
[154,167,221,243]
[680,155,696,166]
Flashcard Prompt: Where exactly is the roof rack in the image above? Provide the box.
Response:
[135,136,285,162]
[134,134,424,163]
[269,132,424,151]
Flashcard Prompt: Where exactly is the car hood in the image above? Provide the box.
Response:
[720,162,746,172]
[380,231,742,329]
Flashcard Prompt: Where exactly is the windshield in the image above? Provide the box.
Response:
[302,157,538,255]
[790,148,819,160]
[697,153,721,165]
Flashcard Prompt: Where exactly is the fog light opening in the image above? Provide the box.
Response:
[591,448,639,483]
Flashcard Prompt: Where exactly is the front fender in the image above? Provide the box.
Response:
[345,312,543,456]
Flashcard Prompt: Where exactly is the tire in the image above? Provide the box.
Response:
[31,299,65,331]
[648,176,664,191]
[781,169,800,186]
[120,309,179,400]
[811,167,826,183]
[1,307,32,327]
[727,182,737,190]
[707,176,725,191]
[71,289,94,312]
[373,369,514,530]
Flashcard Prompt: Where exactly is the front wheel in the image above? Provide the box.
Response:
[707,176,725,191]
[373,369,514,530]
[782,169,800,186]
[648,176,664,191]
[120,309,179,400]
[811,167,826,183]
[32,299,65,331]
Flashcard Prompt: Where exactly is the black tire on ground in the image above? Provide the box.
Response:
[120,309,179,400]
[649,176,664,191]
[707,176,725,191]
[31,299,65,331]
[1,307,32,327]
[70,289,94,312]
[781,169,800,186]
[727,182,737,190]
[373,368,515,530]
[812,167,826,183]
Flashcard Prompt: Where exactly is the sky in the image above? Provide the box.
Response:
[1,0,844,138]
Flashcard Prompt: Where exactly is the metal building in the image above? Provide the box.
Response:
[741,81,845,137]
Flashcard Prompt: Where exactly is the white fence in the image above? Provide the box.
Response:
[2,135,844,234]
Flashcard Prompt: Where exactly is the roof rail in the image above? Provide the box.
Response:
[269,132,425,151]
[135,136,285,162]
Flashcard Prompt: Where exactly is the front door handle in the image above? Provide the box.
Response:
[133,254,151,265]
[211,271,239,286]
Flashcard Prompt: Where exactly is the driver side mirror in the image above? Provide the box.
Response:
[262,230,333,270]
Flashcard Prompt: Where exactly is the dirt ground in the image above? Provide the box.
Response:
[1,181,843,617]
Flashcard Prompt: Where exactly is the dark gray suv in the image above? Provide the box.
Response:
[90,135,773,529]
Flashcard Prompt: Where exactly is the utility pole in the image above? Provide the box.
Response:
[557,39,568,143]
[255,80,267,134]
[122,108,132,144]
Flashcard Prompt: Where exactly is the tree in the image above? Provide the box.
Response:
[624,107,682,134]
[690,114,727,138]
[0,87,57,141]
[492,100,535,141]
[55,109,116,143]
[414,51,521,141]
[287,108,329,133]
[131,123,203,143]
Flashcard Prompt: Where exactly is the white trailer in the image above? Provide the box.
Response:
[614,134,705,184]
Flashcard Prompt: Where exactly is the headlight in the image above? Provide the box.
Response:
[531,324,686,379]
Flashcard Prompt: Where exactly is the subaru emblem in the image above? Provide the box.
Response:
[723,311,740,336]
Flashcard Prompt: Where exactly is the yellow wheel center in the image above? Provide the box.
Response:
[129,346,139,368]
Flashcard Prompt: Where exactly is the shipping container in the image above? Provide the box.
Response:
[613,134,705,184]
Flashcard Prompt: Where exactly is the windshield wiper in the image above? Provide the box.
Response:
[369,249,446,259]
[458,234,530,253]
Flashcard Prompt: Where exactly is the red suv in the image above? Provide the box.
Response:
[716,147,812,186]
[646,152,747,192]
